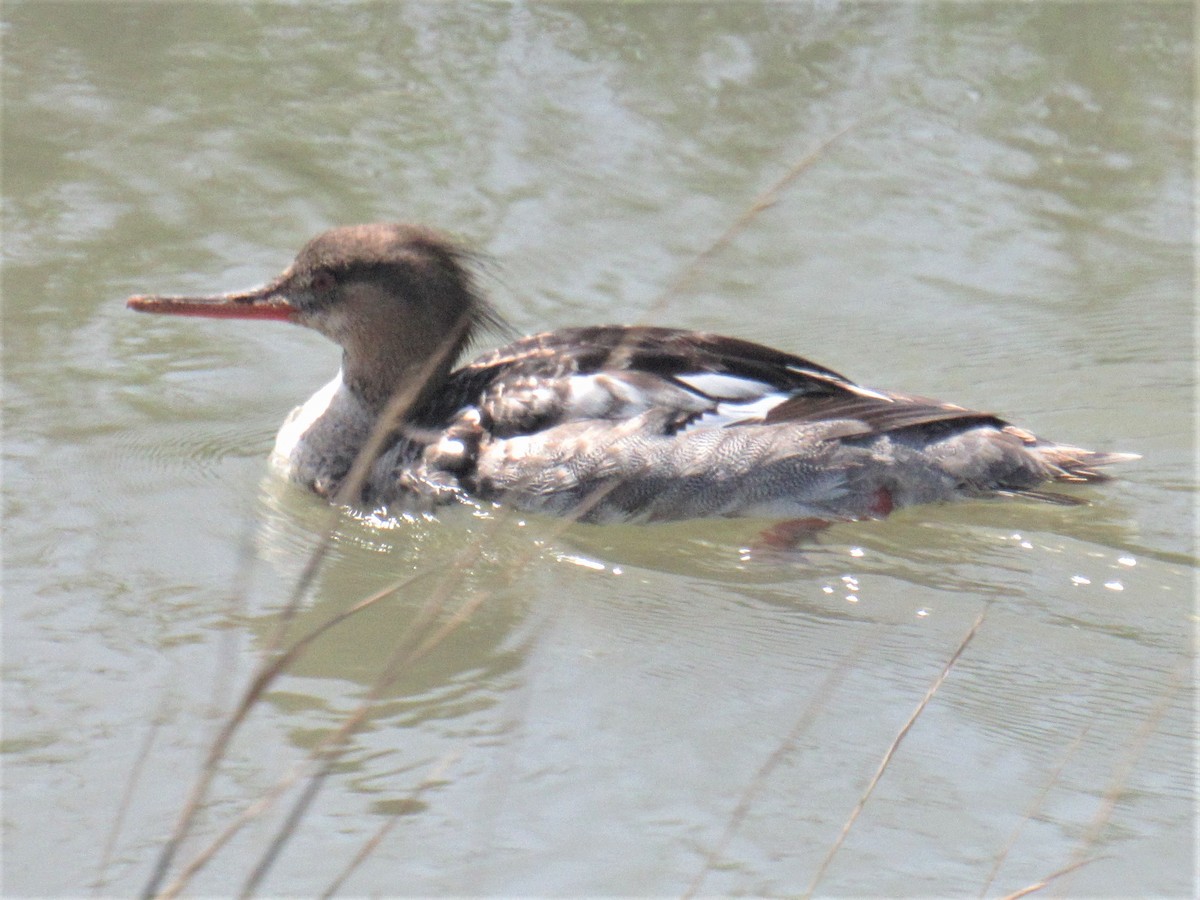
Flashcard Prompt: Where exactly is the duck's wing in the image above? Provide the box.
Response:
[447,326,1008,442]
[443,326,902,437]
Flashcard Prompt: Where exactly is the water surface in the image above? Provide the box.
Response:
[3,3,1194,897]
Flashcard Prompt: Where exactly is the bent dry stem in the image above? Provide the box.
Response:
[802,606,988,898]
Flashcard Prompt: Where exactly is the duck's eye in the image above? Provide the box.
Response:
[310,269,336,295]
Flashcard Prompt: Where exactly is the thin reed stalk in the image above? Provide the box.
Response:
[155,510,514,897]
[1050,661,1189,898]
[978,722,1092,897]
[140,563,439,897]
[94,696,170,897]
[683,633,877,899]
[158,477,606,896]
[802,605,989,898]
[1000,854,1104,900]
[648,121,860,319]
[319,753,460,899]
[234,487,624,893]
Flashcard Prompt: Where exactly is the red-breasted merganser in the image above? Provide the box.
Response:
[127,223,1136,524]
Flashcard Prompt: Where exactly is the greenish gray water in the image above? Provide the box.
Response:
[3,3,1194,897]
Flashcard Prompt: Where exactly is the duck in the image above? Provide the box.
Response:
[127,223,1137,526]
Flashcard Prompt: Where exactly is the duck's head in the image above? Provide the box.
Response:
[128,223,506,409]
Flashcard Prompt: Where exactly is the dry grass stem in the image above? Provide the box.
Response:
[1050,660,1188,898]
[156,517,508,896]
[319,753,460,898]
[140,566,437,897]
[226,480,633,892]
[95,698,170,897]
[211,515,271,711]
[683,633,876,899]
[999,854,1104,899]
[802,605,989,898]
[648,120,859,319]
[978,722,1092,897]
[156,774,290,900]
[157,480,611,895]
[264,319,471,654]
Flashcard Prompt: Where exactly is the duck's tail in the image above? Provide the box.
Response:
[1033,443,1142,484]
[986,427,1139,506]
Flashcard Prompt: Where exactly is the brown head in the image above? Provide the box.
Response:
[128,223,506,410]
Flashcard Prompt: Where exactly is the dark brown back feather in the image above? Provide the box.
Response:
[464,326,854,390]
[764,391,1007,438]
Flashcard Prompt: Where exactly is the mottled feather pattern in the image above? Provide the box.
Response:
[288,324,1134,521]
[355,323,1136,521]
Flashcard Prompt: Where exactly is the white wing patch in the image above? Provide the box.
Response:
[681,368,894,404]
[674,372,775,400]
[711,393,793,424]
[550,370,883,434]
[682,396,795,431]
[670,372,788,430]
